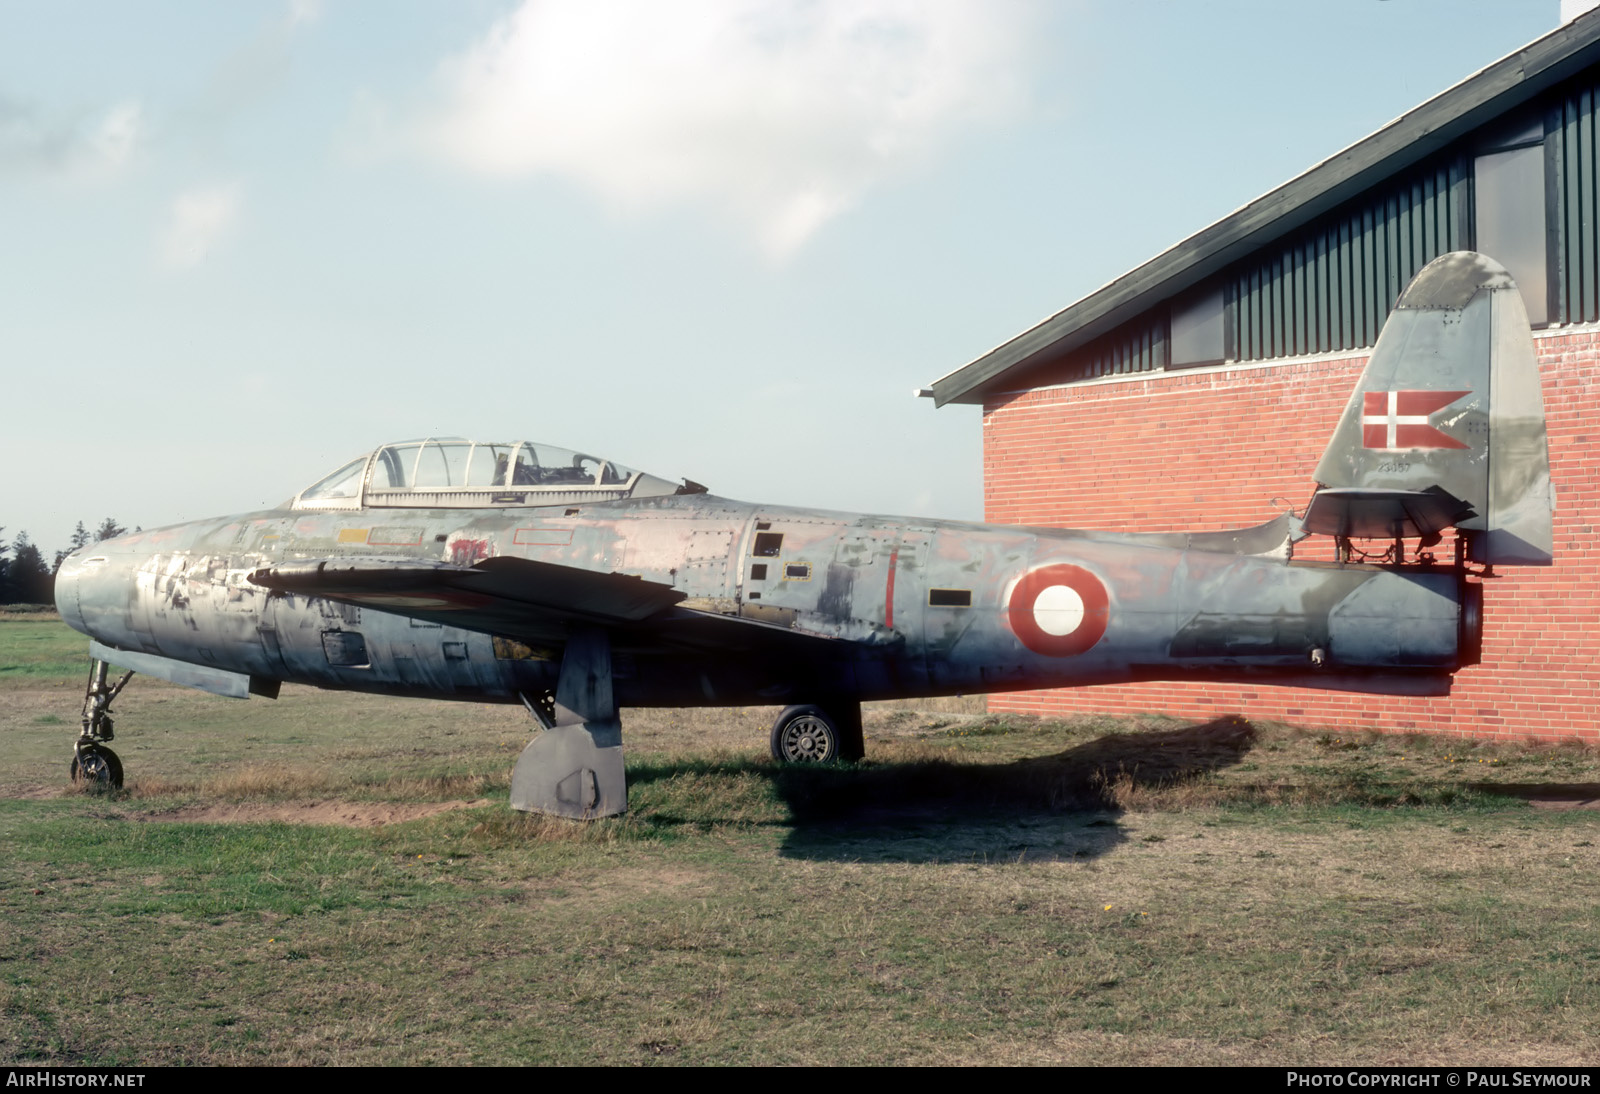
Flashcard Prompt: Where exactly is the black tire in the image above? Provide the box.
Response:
[770,705,841,764]
[70,745,124,789]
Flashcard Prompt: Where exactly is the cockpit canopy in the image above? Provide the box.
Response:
[293,438,696,511]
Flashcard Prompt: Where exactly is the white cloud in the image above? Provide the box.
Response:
[92,102,143,171]
[420,0,1035,258]
[287,0,324,29]
[161,183,243,268]
[0,97,144,177]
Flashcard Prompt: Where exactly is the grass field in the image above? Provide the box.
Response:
[3,615,1599,1065]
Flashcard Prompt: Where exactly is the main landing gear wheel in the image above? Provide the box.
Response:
[70,745,124,789]
[770,705,842,764]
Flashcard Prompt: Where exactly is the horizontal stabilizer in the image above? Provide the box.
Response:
[1301,486,1476,540]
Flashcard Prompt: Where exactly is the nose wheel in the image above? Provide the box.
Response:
[73,659,133,790]
[71,743,124,789]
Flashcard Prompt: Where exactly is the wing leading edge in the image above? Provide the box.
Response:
[247,555,838,654]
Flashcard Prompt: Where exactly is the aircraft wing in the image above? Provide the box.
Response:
[248,555,839,653]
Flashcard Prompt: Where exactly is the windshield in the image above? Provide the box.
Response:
[293,438,686,510]
[367,440,636,490]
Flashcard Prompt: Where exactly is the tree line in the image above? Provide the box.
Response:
[0,519,133,605]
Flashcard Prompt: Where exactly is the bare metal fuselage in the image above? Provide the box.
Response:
[43,253,1548,816]
[56,493,1468,709]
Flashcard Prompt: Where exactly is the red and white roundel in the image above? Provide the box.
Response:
[1007,564,1109,657]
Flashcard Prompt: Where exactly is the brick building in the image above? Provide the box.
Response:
[929,12,1600,741]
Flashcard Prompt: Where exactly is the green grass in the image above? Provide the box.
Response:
[0,617,94,680]
[3,616,1600,1064]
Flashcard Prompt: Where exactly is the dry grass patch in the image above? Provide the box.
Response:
[126,766,505,803]
[0,607,59,622]
[142,799,490,827]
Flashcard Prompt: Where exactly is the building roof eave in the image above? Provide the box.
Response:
[930,12,1600,408]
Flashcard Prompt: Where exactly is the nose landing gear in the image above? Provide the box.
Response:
[74,659,133,790]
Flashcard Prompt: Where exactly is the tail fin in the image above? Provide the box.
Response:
[1305,251,1554,565]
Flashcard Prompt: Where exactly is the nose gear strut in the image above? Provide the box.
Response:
[74,659,133,789]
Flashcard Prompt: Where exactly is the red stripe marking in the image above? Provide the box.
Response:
[1395,389,1469,416]
[885,548,898,630]
[1396,423,1469,450]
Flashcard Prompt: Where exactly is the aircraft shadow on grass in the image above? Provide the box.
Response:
[627,715,1257,864]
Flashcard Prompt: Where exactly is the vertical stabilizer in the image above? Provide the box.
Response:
[1309,251,1554,565]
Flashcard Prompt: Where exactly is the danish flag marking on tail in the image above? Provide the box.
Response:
[1360,390,1472,451]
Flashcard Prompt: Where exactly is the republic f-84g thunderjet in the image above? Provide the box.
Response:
[55,252,1554,818]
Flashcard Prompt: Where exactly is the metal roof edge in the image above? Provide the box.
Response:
[930,11,1600,408]
[969,315,1600,408]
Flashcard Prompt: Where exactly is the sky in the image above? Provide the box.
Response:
[0,0,1564,557]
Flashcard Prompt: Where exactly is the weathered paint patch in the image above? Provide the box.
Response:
[369,527,424,547]
[492,636,554,661]
[514,526,575,546]
[816,563,855,621]
[337,528,370,544]
[447,536,493,566]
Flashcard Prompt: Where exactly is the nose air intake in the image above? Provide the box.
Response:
[54,552,92,636]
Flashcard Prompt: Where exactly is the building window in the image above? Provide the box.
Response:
[1475,142,1550,325]
[1169,286,1225,368]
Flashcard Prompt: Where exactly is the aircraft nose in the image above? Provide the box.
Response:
[54,549,105,638]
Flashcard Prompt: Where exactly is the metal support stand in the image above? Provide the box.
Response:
[831,699,865,762]
[510,627,627,819]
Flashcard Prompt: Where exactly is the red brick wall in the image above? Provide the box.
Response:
[981,328,1600,742]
